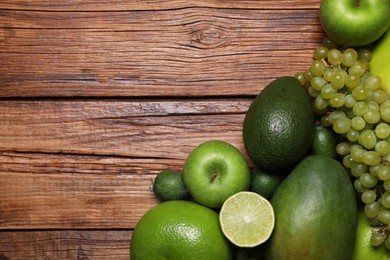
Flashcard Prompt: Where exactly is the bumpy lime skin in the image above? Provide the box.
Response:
[319,0,390,47]
[131,200,233,260]
[153,170,188,201]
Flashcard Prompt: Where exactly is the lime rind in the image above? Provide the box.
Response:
[219,191,275,248]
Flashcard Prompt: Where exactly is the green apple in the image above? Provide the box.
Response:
[183,140,250,208]
[319,0,390,47]
[371,29,390,95]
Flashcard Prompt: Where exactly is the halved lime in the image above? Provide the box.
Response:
[219,191,275,248]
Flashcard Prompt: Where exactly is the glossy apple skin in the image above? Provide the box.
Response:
[183,140,250,209]
[319,0,390,47]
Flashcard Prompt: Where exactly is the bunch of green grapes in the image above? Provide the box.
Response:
[296,38,390,248]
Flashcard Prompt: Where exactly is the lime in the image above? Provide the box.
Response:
[353,209,389,260]
[131,200,233,259]
[152,170,188,201]
[310,124,337,158]
[250,168,284,199]
[219,191,275,248]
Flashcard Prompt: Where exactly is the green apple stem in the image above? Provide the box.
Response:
[355,0,361,7]
[209,170,219,182]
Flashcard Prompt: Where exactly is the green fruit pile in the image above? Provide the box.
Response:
[296,37,390,250]
[131,0,390,258]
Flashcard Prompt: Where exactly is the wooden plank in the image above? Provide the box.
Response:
[0,0,320,11]
[0,99,251,159]
[0,172,158,229]
[0,151,184,175]
[0,8,323,97]
[0,99,253,229]
[0,230,131,259]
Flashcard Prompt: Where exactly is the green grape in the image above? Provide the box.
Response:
[314,95,328,110]
[361,190,377,204]
[351,147,366,163]
[323,37,339,50]
[345,109,354,120]
[349,60,368,77]
[313,46,329,60]
[321,115,331,127]
[358,48,372,61]
[382,192,390,208]
[359,173,378,188]
[365,201,380,218]
[323,68,334,82]
[352,85,368,100]
[343,154,354,168]
[378,165,390,181]
[346,74,360,89]
[385,237,390,250]
[354,179,368,193]
[327,49,343,66]
[321,83,337,99]
[350,143,363,151]
[304,70,313,82]
[328,110,346,124]
[329,93,346,108]
[342,48,358,67]
[351,161,368,177]
[362,151,381,166]
[375,140,390,157]
[365,75,382,91]
[367,101,380,111]
[311,76,328,91]
[353,102,368,117]
[370,164,381,176]
[380,102,390,122]
[363,109,381,124]
[331,69,347,89]
[385,180,390,192]
[295,72,306,86]
[359,129,377,150]
[351,116,366,131]
[336,142,350,156]
[369,216,382,226]
[360,71,372,84]
[378,209,390,225]
[308,87,320,98]
[333,117,351,134]
[346,129,360,142]
[310,60,327,76]
[370,232,386,246]
[345,94,357,108]
[373,90,390,105]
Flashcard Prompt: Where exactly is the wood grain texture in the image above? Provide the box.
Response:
[0,0,325,258]
[0,99,251,158]
[0,0,321,11]
[0,99,253,229]
[0,230,131,259]
[0,172,158,229]
[0,7,323,97]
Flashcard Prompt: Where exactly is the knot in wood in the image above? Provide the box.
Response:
[190,25,228,49]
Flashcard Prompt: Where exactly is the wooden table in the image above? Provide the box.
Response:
[0,1,324,258]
